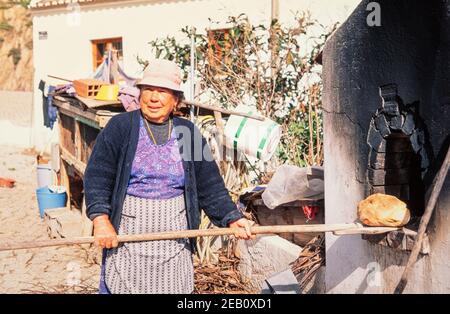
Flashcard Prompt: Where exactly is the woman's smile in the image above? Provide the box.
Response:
[145,104,163,111]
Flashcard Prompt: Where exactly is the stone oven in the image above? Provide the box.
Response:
[322,0,450,293]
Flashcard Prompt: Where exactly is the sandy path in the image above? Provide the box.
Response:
[0,145,100,293]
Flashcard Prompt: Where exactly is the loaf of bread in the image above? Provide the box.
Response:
[357,193,411,227]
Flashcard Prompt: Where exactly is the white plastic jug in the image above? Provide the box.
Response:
[224,104,281,162]
[37,163,53,188]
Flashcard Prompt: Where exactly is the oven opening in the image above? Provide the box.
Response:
[373,132,425,219]
[364,84,431,253]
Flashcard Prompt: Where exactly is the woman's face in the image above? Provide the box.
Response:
[140,86,179,123]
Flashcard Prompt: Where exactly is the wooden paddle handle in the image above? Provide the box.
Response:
[182,100,265,121]
[0,223,399,252]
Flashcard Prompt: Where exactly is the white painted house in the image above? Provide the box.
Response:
[29,0,359,152]
[27,0,369,294]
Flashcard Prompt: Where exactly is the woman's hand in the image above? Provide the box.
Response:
[93,215,119,249]
[229,218,256,240]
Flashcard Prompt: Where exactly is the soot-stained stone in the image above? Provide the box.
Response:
[374,114,391,138]
[367,124,385,152]
[409,131,421,153]
[390,114,404,131]
[368,167,411,185]
[402,113,415,135]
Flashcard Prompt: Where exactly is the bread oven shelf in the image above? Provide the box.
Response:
[362,226,430,255]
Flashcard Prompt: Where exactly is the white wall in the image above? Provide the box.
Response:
[0,91,33,148]
[31,0,273,151]
[31,0,359,152]
[279,0,360,26]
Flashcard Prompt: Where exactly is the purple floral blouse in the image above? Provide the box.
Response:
[126,117,185,200]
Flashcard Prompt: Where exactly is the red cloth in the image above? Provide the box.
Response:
[302,205,319,221]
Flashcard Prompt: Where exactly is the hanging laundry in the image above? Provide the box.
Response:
[92,55,110,83]
[54,83,76,96]
[38,80,57,129]
[118,85,140,112]
[92,50,138,86]
[117,63,138,86]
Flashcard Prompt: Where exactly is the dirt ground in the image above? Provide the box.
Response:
[0,145,255,294]
[0,145,100,294]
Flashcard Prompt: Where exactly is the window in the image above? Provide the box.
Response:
[91,37,123,70]
[207,28,232,71]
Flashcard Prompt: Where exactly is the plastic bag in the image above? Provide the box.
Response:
[261,165,324,209]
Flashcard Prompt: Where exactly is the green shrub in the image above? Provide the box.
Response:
[145,13,335,167]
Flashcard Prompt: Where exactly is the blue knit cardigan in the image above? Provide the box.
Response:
[84,110,244,248]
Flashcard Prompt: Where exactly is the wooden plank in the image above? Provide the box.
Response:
[213,111,225,161]
[75,95,122,109]
[58,112,77,156]
[59,159,71,208]
[58,107,101,130]
[53,97,98,122]
[95,110,119,128]
[80,123,99,164]
[333,226,399,235]
[75,120,82,162]
[60,146,86,176]
[75,116,101,130]
[56,111,65,156]
[96,115,113,128]
[54,97,115,130]
[183,100,265,121]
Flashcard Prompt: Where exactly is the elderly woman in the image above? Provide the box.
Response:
[84,59,254,294]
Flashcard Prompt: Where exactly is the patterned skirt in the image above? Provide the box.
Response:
[102,194,194,294]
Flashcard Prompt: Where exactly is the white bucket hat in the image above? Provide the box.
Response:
[136,59,183,92]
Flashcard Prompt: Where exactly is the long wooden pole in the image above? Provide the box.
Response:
[0,223,399,252]
[182,100,265,121]
[47,75,73,83]
[394,146,450,294]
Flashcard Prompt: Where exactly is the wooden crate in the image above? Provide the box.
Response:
[80,123,99,164]
[73,79,106,98]
[59,113,76,156]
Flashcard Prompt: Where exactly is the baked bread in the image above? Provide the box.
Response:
[358,193,411,227]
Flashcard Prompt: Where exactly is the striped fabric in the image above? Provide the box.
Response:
[104,194,194,294]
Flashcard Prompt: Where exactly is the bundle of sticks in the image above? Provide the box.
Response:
[194,248,255,294]
[290,235,325,291]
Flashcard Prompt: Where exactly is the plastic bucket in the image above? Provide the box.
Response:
[224,104,282,162]
[37,163,53,188]
[36,186,67,218]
